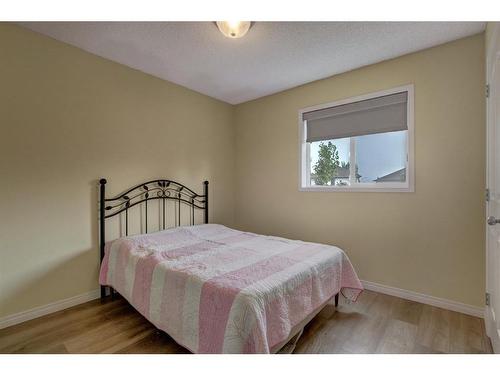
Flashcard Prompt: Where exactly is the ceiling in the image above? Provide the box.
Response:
[20,22,485,104]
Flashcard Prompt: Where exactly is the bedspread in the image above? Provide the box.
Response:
[99,224,363,353]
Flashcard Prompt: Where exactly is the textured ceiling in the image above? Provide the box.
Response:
[20,22,485,104]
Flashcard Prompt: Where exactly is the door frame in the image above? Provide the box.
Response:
[486,22,500,354]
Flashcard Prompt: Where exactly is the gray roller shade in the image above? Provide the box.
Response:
[304,91,408,142]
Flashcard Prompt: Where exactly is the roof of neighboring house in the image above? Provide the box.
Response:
[374,168,406,182]
[333,166,350,179]
[310,166,350,180]
[311,166,361,182]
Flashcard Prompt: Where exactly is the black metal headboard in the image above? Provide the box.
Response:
[99,178,208,298]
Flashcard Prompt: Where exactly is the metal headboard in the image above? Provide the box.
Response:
[98,178,208,298]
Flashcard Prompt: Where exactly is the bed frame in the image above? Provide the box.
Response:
[98,178,339,308]
[99,178,209,299]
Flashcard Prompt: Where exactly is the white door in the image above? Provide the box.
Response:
[486,23,500,354]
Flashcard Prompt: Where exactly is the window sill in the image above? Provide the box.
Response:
[299,184,414,193]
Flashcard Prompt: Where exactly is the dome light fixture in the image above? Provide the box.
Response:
[216,21,252,39]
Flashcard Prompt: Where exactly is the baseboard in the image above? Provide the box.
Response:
[361,280,484,318]
[0,289,100,330]
[0,282,485,329]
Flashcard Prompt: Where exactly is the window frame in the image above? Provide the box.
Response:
[298,84,415,193]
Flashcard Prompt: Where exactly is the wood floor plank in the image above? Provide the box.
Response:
[3,302,134,353]
[0,291,493,354]
[364,292,396,317]
[449,312,488,353]
[117,330,189,354]
[341,314,388,354]
[411,344,444,354]
[376,319,418,353]
[0,297,126,351]
[390,298,424,326]
[63,314,150,353]
[416,305,452,353]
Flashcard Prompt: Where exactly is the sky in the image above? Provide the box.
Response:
[310,130,407,182]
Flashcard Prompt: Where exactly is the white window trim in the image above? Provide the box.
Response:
[298,84,415,193]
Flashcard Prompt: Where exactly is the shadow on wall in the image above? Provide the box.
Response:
[0,247,100,317]
[0,180,102,318]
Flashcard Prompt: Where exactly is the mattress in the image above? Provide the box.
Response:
[99,224,363,353]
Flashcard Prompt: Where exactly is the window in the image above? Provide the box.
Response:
[299,85,414,192]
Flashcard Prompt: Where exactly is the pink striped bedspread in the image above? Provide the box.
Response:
[99,224,363,353]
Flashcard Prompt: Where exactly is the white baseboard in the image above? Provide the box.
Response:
[0,281,485,330]
[362,280,484,318]
[0,289,100,330]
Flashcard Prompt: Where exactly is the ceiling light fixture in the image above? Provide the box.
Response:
[216,21,252,39]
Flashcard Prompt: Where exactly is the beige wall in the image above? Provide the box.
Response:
[234,34,486,307]
[0,24,235,318]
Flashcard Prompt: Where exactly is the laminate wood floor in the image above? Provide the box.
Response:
[0,290,492,354]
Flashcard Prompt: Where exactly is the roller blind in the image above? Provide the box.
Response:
[304,91,408,143]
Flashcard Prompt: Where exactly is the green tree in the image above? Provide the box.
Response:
[313,141,339,185]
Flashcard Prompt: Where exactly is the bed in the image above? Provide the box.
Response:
[98,178,363,354]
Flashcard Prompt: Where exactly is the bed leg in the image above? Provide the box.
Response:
[110,287,116,300]
[100,286,106,299]
[334,293,339,307]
